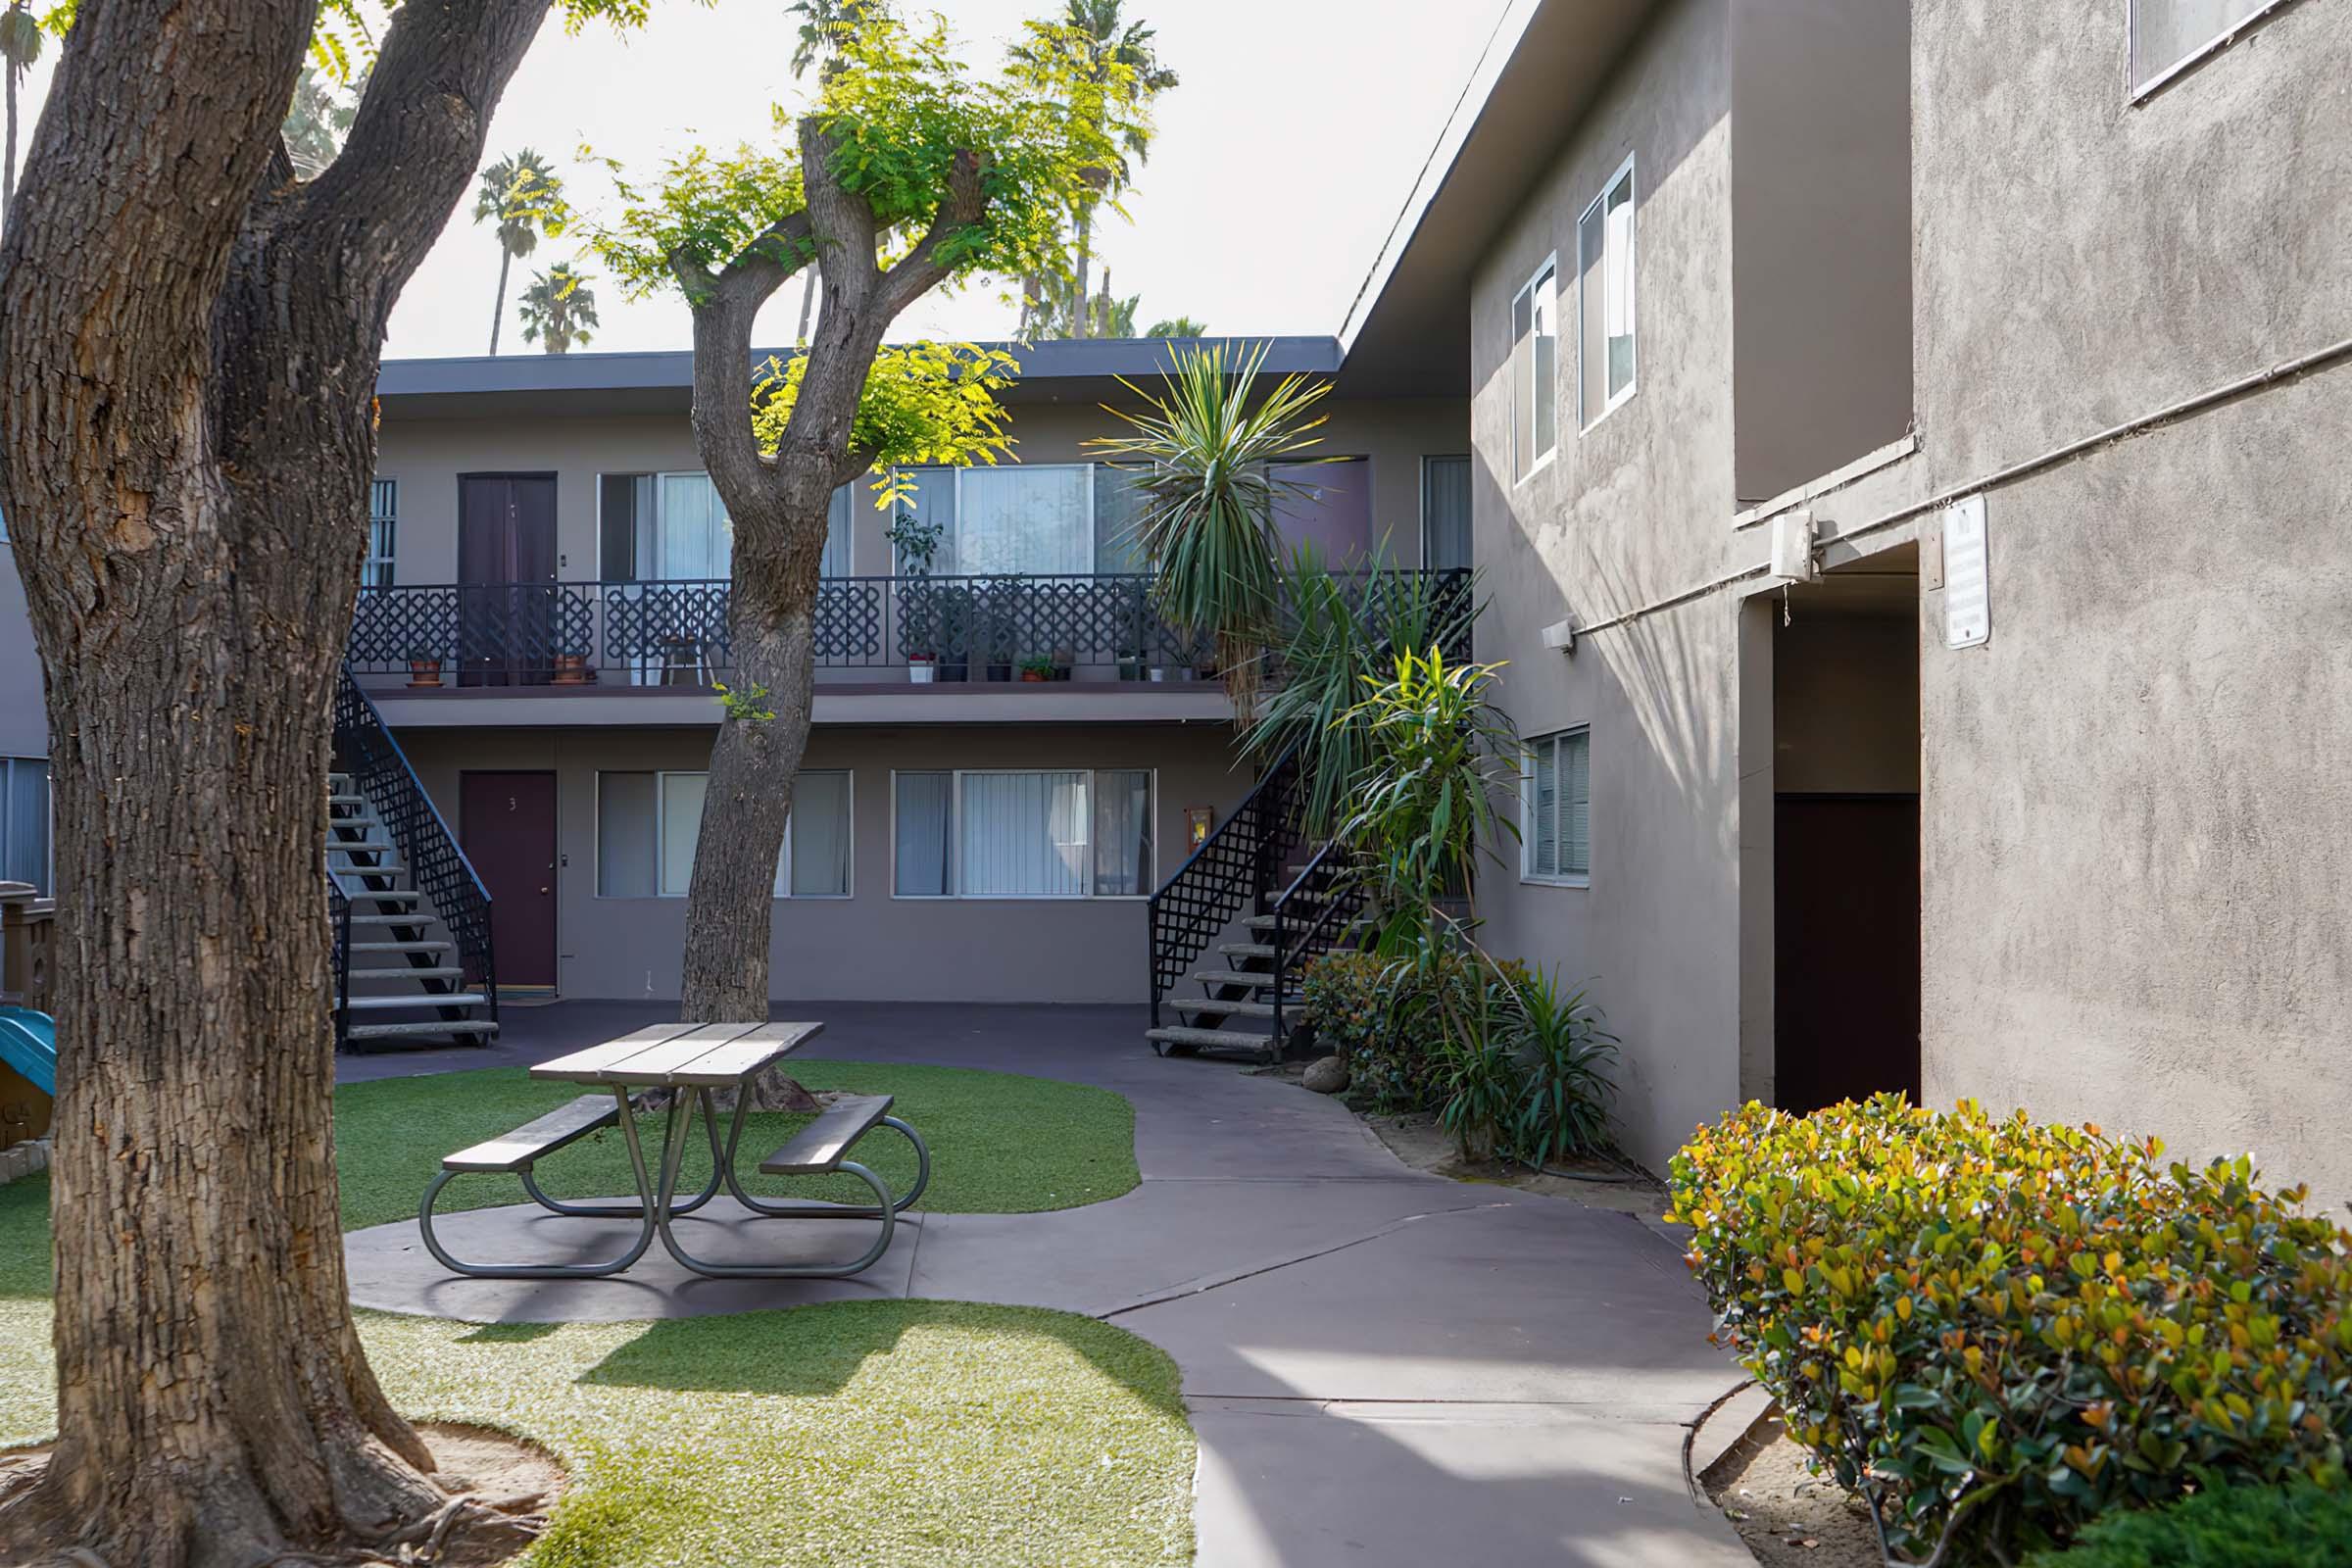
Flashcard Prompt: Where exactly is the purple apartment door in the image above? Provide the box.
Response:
[1272,457,1373,564]
[458,473,559,685]
[461,771,559,988]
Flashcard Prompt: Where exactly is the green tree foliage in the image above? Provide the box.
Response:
[472,147,562,354]
[2026,1480,2352,1568]
[516,261,600,354]
[0,1,42,218]
[1009,0,1176,337]
[1145,314,1205,337]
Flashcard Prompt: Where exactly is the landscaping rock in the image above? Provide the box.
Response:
[1303,1054,1349,1095]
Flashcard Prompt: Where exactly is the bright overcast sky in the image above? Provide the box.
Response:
[5,0,1508,360]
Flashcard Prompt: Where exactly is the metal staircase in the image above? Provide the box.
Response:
[327,665,499,1051]
[1143,747,1369,1063]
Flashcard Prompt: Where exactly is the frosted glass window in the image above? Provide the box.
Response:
[1511,261,1557,480]
[950,466,1093,575]
[1525,729,1590,882]
[596,771,659,896]
[2132,0,2271,91]
[1579,161,1637,425]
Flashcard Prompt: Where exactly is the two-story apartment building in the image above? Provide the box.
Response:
[1344,0,2348,1196]
[353,339,1467,1010]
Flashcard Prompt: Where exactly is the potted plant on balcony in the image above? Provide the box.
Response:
[1051,643,1076,681]
[551,645,593,685]
[1019,654,1054,683]
[405,646,444,688]
[887,509,956,683]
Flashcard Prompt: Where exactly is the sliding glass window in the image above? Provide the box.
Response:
[893,768,1153,898]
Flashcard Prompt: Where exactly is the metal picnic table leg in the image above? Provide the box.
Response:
[713,1098,932,1219]
[516,1087,729,1219]
[417,1083,666,1280]
[651,1086,899,1279]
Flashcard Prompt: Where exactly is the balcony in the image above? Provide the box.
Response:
[348,570,1468,699]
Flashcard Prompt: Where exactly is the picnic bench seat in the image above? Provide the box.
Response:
[760,1094,894,1175]
[442,1095,617,1171]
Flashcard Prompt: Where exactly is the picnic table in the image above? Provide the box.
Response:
[417,1021,928,1282]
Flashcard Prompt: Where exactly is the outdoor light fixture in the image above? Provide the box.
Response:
[1186,808,1213,848]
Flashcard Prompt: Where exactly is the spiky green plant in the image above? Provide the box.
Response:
[1246,551,1478,837]
[1091,340,1331,720]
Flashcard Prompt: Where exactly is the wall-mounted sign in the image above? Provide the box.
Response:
[1942,495,1989,649]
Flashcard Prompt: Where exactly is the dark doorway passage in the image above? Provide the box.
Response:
[1774,794,1921,1111]
[1768,552,1923,1114]
[461,770,559,989]
[457,472,559,686]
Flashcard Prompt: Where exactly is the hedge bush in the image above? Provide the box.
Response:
[1667,1097,2352,1563]
[2025,1479,2352,1568]
[1298,950,1529,1112]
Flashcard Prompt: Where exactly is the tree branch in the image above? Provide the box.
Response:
[798,118,880,314]
[875,148,988,318]
[717,209,818,295]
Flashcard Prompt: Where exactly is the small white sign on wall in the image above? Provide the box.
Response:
[1942,495,1989,649]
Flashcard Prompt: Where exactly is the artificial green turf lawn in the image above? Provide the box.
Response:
[0,1062,1189,1564]
[0,1298,1196,1567]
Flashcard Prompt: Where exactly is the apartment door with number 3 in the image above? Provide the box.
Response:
[461,771,558,989]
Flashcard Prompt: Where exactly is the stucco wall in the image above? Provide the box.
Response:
[372,396,1468,585]
[1912,0,2352,1201]
[393,720,1255,1004]
[1471,0,1744,1172]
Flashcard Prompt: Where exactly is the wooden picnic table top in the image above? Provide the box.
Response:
[529,1021,823,1089]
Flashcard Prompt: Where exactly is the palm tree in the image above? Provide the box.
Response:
[1144,315,1205,338]
[471,148,560,355]
[1,1,43,221]
[517,263,600,355]
[1012,0,1178,337]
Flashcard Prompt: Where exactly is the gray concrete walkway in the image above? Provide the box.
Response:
[342,1003,1753,1566]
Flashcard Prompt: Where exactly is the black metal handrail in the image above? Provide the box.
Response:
[331,662,498,1030]
[1267,839,1371,1041]
[326,874,352,1050]
[1145,744,1306,1024]
[345,568,1468,685]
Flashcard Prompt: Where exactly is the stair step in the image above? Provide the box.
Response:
[1147,1025,1276,1054]
[328,794,368,807]
[1174,997,1280,1018]
[346,1019,500,1043]
[327,847,402,863]
[1188,970,1298,993]
[348,912,442,926]
[1219,942,1281,959]
[351,940,452,954]
[345,890,424,905]
[343,991,489,1011]
[349,965,467,983]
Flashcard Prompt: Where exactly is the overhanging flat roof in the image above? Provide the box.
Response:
[1335,0,1658,397]
[377,335,1343,419]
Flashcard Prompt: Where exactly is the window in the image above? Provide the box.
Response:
[2132,0,2286,94]
[0,758,51,895]
[595,768,853,899]
[1422,455,1472,571]
[893,768,1153,898]
[1578,158,1637,427]
[600,471,851,581]
[888,464,1152,576]
[1510,259,1558,480]
[1523,729,1590,883]
[365,478,397,587]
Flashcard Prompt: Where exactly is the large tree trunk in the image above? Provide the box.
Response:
[0,3,557,1562]
[489,247,512,354]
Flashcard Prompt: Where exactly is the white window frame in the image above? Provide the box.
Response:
[365,477,397,587]
[2129,0,2300,100]
[889,766,1155,901]
[590,767,854,901]
[1510,256,1559,484]
[1521,727,1591,889]
[1577,153,1639,432]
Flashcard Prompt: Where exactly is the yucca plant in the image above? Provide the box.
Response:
[1090,340,1332,720]
[1246,551,1479,837]
[1505,966,1618,1166]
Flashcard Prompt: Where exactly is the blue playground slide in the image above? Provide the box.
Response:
[0,1005,55,1098]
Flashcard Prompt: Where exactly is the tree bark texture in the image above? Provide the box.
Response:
[673,122,986,1044]
[0,3,555,1563]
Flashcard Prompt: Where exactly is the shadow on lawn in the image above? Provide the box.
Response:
[574,1298,1188,1418]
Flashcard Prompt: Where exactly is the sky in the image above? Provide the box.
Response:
[3,0,1510,360]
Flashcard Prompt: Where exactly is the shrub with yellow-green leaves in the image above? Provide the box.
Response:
[1667,1097,2352,1564]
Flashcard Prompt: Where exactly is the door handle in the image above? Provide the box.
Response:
[539,886,551,896]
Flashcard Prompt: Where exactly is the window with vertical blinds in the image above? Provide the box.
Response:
[1422,455,1472,571]
[893,768,1153,898]
[595,768,853,899]
[366,478,397,586]
[0,758,51,895]
[1524,729,1590,883]
[599,471,851,581]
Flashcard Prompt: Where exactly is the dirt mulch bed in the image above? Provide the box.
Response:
[1700,1408,1884,1568]
[0,1420,562,1567]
